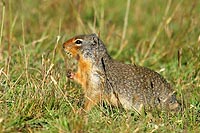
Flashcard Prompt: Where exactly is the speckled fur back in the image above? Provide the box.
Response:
[102,59,179,111]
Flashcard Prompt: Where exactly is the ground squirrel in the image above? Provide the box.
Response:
[63,33,180,114]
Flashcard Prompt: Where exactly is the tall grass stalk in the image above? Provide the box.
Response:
[115,0,130,58]
[0,1,5,60]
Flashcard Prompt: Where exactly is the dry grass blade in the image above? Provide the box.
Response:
[31,35,48,46]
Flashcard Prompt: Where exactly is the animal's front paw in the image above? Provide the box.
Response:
[66,70,75,79]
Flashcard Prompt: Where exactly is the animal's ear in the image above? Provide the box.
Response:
[92,34,99,46]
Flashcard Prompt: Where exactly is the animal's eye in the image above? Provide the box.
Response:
[75,39,82,46]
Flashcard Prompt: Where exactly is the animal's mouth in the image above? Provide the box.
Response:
[64,47,81,61]
[64,50,73,58]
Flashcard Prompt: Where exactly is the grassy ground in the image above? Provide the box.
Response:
[0,0,199,132]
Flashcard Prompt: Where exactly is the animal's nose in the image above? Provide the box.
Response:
[63,39,73,49]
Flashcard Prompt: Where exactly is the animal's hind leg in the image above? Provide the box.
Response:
[132,95,145,115]
[117,94,144,115]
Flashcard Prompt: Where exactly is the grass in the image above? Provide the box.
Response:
[0,0,200,132]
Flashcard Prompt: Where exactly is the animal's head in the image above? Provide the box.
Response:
[63,33,108,62]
